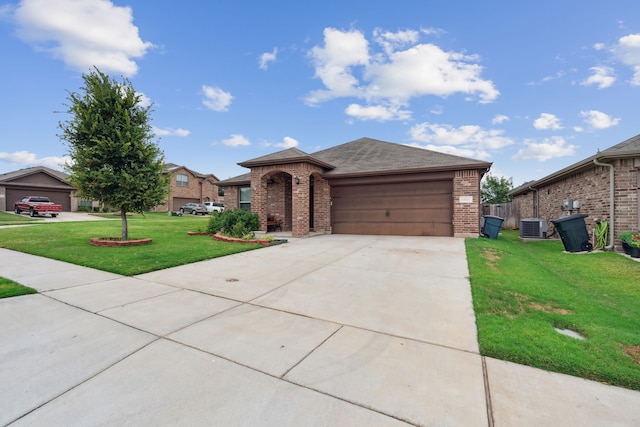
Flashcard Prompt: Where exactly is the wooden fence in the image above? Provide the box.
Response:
[482,202,520,230]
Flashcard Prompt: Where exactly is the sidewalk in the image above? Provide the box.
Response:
[1,236,639,426]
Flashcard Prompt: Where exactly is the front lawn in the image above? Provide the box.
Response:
[466,230,640,391]
[0,213,263,276]
[0,211,42,226]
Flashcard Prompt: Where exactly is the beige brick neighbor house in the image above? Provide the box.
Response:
[509,133,640,250]
[217,137,492,238]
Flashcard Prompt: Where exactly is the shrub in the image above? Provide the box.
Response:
[207,209,259,238]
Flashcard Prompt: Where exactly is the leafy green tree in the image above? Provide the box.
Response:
[481,173,513,204]
[59,68,168,240]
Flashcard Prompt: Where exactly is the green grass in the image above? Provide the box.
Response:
[0,212,263,276]
[466,230,640,391]
[0,211,43,226]
[0,277,37,299]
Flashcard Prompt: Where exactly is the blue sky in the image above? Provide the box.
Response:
[1,0,640,187]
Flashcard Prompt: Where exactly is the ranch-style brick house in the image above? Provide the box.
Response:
[217,137,492,238]
[509,133,640,250]
[0,166,77,212]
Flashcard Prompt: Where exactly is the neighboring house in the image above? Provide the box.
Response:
[509,133,640,250]
[217,137,492,238]
[154,163,221,212]
[0,166,77,212]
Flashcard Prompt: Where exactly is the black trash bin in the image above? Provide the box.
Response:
[551,214,592,252]
[481,215,504,239]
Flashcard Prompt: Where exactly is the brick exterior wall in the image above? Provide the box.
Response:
[224,186,239,210]
[512,158,639,250]
[453,169,483,237]
[249,163,331,237]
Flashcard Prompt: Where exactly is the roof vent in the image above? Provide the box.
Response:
[520,218,548,239]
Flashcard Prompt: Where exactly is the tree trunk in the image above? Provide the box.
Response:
[120,208,128,240]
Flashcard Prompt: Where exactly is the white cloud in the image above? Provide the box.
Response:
[345,103,411,121]
[492,114,509,124]
[276,136,299,149]
[512,136,577,161]
[305,27,499,118]
[136,92,152,108]
[12,0,153,77]
[259,48,278,70]
[581,66,615,89]
[373,28,420,55]
[593,43,606,51]
[580,110,621,129]
[0,150,69,170]
[406,142,490,160]
[222,134,250,147]
[152,126,190,137]
[429,105,444,115]
[306,28,370,105]
[409,122,514,155]
[533,113,563,130]
[612,33,640,85]
[202,85,233,112]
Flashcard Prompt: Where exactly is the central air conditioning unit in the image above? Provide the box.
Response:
[520,218,548,238]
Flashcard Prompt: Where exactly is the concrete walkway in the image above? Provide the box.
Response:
[1,235,639,426]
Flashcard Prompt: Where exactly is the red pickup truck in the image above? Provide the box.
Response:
[14,196,62,218]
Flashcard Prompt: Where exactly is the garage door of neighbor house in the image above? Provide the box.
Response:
[173,197,200,210]
[6,187,72,211]
[331,180,453,236]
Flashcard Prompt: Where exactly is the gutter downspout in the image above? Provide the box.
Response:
[528,185,538,218]
[593,157,614,250]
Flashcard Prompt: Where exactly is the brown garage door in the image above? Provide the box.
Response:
[331,180,453,236]
[6,187,72,211]
[173,197,200,210]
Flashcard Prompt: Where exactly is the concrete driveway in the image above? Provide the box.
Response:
[1,235,639,426]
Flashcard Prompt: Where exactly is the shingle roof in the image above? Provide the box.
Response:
[509,132,640,196]
[0,166,69,184]
[600,133,640,156]
[312,137,491,177]
[238,147,335,169]
[216,172,251,186]
[164,163,219,181]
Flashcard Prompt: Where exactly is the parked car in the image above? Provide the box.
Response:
[179,203,208,215]
[203,201,224,213]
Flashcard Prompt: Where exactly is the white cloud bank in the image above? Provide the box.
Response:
[306,27,499,122]
[512,136,577,162]
[0,150,69,170]
[11,0,153,77]
[612,33,640,85]
[408,122,514,160]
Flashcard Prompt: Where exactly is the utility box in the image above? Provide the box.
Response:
[481,215,504,239]
[551,214,591,252]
